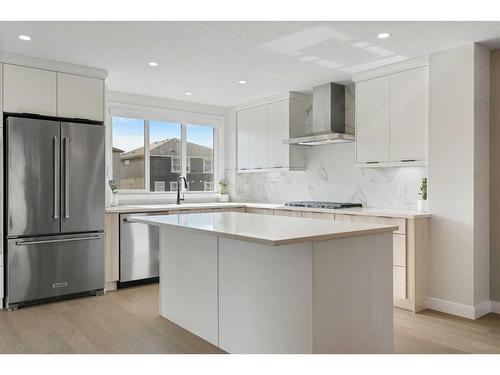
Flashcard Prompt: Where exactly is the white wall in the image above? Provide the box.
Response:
[428,43,490,314]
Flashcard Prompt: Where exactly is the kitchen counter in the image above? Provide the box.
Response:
[127,212,398,246]
[129,211,394,353]
[106,201,430,219]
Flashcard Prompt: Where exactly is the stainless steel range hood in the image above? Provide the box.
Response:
[285,82,354,146]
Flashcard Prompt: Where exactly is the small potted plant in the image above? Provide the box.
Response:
[417,177,427,212]
[218,179,229,202]
[109,180,119,206]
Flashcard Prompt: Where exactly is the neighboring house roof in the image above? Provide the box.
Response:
[112,146,125,153]
[120,138,212,160]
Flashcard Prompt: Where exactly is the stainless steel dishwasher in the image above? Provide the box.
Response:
[119,213,160,285]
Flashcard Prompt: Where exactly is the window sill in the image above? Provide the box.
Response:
[117,191,218,195]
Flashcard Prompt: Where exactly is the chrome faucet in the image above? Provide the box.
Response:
[176,176,188,205]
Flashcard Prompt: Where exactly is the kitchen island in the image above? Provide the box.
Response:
[128,212,398,354]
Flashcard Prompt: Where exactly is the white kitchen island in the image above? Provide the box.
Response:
[128,212,397,354]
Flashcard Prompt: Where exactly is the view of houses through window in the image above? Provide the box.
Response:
[112,116,215,192]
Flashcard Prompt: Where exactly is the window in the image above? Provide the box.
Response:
[171,181,191,191]
[112,117,145,190]
[149,120,182,192]
[203,158,213,173]
[186,124,214,192]
[171,158,181,173]
[111,115,217,193]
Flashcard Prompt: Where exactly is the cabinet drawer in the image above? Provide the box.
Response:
[273,209,302,217]
[334,213,406,234]
[393,266,407,300]
[393,234,406,267]
[301,211,335,220]
[245,208,274,215]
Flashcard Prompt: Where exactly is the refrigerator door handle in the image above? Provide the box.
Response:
[15,235,102,246]
[53,136,59,219]
[64,136,70,218]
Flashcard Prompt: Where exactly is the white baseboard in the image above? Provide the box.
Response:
[425,297,492,320]
[491,300,500,314]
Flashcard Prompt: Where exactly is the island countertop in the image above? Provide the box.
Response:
[127,212,398,246]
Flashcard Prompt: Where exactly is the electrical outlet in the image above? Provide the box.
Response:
[398,183,406,195]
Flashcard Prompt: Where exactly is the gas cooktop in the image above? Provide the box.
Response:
[284,201,362,209]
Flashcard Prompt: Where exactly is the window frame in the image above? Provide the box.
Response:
[171,157,182,173]
[109,104,222,195]
[203,158,213,173]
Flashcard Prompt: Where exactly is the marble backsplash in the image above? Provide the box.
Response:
[225,85,427,209]
[227,143,427,209]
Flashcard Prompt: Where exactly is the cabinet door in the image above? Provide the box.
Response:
[57,73,104,121]
[267,100,289,168]
[355,76,390,163]
[393,266,407,299]
[237,110,250,170]
[248,105,269,169]
[105,213,119,283]
[3,64,57,116]
[389,67,428,161]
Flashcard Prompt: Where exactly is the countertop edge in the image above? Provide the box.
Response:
[127,215,399,246]
[106,202,431,219]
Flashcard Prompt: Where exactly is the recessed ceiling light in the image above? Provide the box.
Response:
[377,32,391,39]
[185,92,193,96]
[148,62,158,67]
[238,80,247,84]
[18,35,31,41]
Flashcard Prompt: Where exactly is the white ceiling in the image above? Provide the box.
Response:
[1,21,500,107]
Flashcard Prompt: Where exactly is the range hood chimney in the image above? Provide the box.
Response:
[285,82,354,146]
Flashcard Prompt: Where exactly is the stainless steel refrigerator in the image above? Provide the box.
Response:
[4,115,105,309]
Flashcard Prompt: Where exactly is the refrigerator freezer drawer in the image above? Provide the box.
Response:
[7,233,104,305]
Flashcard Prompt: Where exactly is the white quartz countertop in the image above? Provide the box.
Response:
[127,212,399,246]
[106,201,430,219]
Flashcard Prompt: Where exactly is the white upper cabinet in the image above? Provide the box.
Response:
[3,64,57,116]
[57,73,104,121]
[354,59,428,167]
[237,110,250,170]
[355,76,390,164]
[236,93,306,172]
[248,105,269,169]
[389,67,428,162]
[267,100,289,168]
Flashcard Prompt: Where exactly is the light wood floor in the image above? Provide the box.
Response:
[1,284,500,354]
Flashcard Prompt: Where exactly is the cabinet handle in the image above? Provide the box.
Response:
[365,161,379,164]
[400,159,416,162]
[53,136,59,219]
